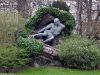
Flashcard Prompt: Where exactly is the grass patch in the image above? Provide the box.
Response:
[17,67,100,75]
[0,11,26,44]
[1,66,98,75]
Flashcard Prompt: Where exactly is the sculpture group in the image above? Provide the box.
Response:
[30,18,65,43]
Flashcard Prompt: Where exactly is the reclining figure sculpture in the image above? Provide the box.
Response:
[30,18,65,43]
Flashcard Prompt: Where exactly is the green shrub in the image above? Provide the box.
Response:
[58,35,100,70]
[52,1,69,11]
[16,37,43,55]
[0,45,30,68]
[25,7,75,34]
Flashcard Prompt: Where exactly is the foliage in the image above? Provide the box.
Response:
[0,45,30,68]
[16,37,43,55]
[52,0,69,11]
[0,11,26,44]
[58,35,100,70]
[17,29,30,38]
[25,7,75,34]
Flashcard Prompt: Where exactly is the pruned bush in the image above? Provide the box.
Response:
[0,45,30,68]
[25,7,75,34]
[58,35,100,70]
[52,0,69,11]
[16,37,43,55]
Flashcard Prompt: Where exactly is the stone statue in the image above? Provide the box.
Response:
[30,18,65,43]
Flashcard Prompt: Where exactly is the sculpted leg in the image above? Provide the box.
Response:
[44,34,54,43]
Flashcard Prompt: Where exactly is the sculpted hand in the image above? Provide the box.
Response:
[28,35,35,38]
[38,30,42,33]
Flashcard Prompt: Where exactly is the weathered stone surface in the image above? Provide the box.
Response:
[34,55,61,67]
[97,65,100,69]
[36,39,58,56]
[43,44,58,56]
[33,41,60,67]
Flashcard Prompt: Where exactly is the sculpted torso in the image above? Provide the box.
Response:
[30,18,65,43]
[48,23,65,36]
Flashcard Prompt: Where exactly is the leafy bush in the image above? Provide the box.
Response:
[58,35,100,70]
[0,11,26,44]
[25,7,75,34]
[52,1,69,11]
[16,37,43,55]
[0,45,30,68]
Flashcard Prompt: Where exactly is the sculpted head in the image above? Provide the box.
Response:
[54,18,60,25]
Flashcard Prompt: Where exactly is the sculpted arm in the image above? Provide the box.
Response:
[61,24,65,29]
[38,23,52,33]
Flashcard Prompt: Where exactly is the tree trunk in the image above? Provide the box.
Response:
[83,0,92,22]
[87,0,92,22]
[95,4,100,21]
[77,0,82,34]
